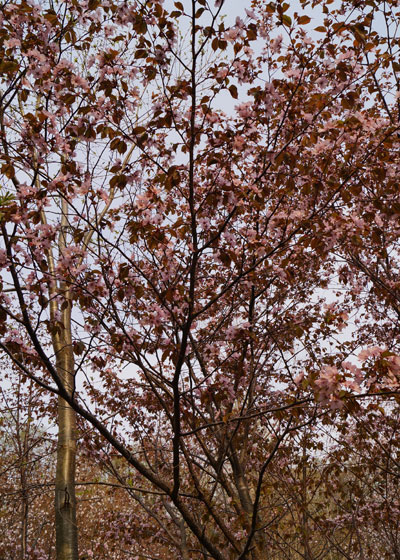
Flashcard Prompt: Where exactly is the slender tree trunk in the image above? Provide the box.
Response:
[20,429,29,560]
[44,196,79,559]
[54,335,78,560]
[301,435,311,560]
[16,376,31,559]
[179,519,189,560]
[20,483,28,560]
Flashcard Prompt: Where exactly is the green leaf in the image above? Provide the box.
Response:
[0,191,14,206]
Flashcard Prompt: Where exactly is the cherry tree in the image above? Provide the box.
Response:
[1,0,400,558]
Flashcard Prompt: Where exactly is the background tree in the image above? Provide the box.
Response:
[0,368,56,559]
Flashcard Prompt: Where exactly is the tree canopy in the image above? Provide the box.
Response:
[1,0,400,558]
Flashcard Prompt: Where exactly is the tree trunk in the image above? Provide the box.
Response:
[301,435,311,560]
[20,484,28,560]
[54,318,78,560]
[45,197,79,559]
